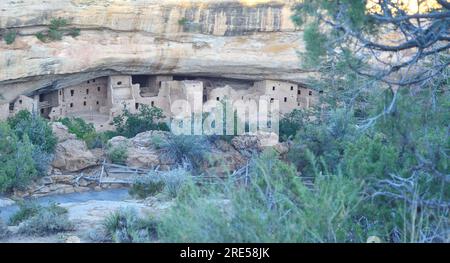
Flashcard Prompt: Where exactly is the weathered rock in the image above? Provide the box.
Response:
[52,139,98,172]
[50,174,76,184]
[0,0,310,104]
[51,122,76,142]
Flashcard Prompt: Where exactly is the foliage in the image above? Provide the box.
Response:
[58,117,111,148]
[178,18,189,26]
[129,172,165,199]
[35,17,80,42]
[113,105,169,138]
[157,150,364,242]
[0,123,38,193]
[106,143,128,165]
[9,201,68,226]
[8,110,57,153]
[18,207,73,236]
[103,208,158,243]
[3,30,17,45]
[279,109,307,141]
[129,168,190,199]
[155,135,211,171]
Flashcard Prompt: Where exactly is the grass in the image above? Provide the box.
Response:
[103,208,159,243]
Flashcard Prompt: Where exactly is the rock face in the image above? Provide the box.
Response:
[52,139,98,172]
[0,0,309,103]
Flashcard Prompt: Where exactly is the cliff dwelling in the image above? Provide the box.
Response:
[1,75,320,131]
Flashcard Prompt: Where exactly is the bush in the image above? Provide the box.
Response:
[157,150,364,242]
[129,172,165,198]
[106,143,128,165]
[8,110,57,153]
[58,117,111,148]
[156,135,211,171]
[113,105,169,138]
[4,30,17,45]
[0,123,38,193]
[18,209,73,236]
[103,208,158,243]
[68,28,80,37]
[49,18,68,30]
[9,201,41,225]
[129,169,190,199]
[9,201,67,226]
[279,109,307,141]
[14,202,72,236]
[35,32,46,42]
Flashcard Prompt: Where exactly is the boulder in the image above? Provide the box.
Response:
[52,139,98,172]
[51,122,76,142]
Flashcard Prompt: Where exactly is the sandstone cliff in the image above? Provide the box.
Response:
[0,0,310,103]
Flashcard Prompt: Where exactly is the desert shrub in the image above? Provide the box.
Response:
[58,117,111,148]
[49,18,68,30]
[18,209,73,236]
[113,105,169,138]
[68,28,80,37]
[129,172,165,198]
[161,168,190,198]
[9,201,41,225]
[157,150,364,242]
[0,220,11,240]
[156,135,211,171]
[9,201,67,226]
[129,169,190,199]
[279,109,307,141]
[178,18,189,26]
[14,202,71,236]
[106,143,128,165]
[8,110,57,153]
[103,208,158,243]
[35,32,46,42]
[48,29,63,41]
[0,124,38,193]
[3,30,17,45]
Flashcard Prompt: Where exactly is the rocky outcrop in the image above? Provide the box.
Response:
[52,139,98,172]
[51,122,76,142]
[0,0,309,103]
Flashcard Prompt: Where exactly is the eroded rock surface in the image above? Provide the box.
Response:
[0,0,309,103]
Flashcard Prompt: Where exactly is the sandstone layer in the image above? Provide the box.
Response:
[0,0,309,103]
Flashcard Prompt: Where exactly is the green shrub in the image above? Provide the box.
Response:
[157,135,211,171]
[68,28,80,37]
[9,201,41,225]
[9,201,67,226]
[4,30,17,45]
[18,209,73,236]
[178,18,189,26]
[8,110,57,153]
[0,124,38,193]
[129,172,165,198]
[157,150,364,242]
[106,143,128,165]
[48,28,63,41]
[129,169,190,199]
[35,32,47,42]
[103,208,158,243]
[59,117,112,149]
[113,105,169,138]
[13,202,71,236]
[279,109,306,141]
[161,168,190,198]
[49,18,68,30]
